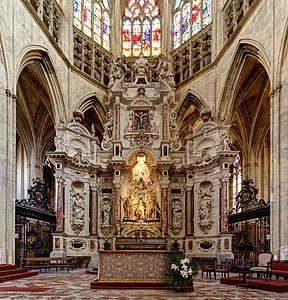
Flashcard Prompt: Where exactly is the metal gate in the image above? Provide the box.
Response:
[228,179,270,260]
[15,178,56,267]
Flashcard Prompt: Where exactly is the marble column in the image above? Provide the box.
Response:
[161,184,168,235]
[220,177,229,233]
[90,185,98,235]
[55,176,65,232]
[185,186,193,235]
[114,183,121,235]
[270,84,282,258]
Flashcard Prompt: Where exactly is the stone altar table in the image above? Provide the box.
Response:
[91,250,170,289]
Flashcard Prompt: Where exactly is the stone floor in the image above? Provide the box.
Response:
[0,269,287,299]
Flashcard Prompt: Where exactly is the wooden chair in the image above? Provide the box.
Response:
[249,252,273,280]
[215,259,231,278]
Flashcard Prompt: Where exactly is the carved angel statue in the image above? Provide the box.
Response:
[220,132,231,150]
[156,54,169,78]
[103,111,113,139]
[111,55,128,80]
[169,111,179,140]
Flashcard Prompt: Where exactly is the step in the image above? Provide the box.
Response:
[0,271,39,283]
[0,268,29,276]
[0,264,17,271]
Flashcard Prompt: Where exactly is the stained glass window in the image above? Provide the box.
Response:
[123,0,161,56]
[173,0,212,49]
[73,0,111,51]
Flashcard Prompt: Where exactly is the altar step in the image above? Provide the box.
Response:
[0,264,39,283]
[91,279,193,291]
[221,276,288,293]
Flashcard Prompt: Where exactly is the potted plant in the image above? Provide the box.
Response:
[163,252,198,292]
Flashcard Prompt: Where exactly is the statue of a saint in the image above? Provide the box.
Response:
[102,200,111,224]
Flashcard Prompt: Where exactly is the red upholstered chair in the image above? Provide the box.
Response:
[215,259,230,278]
[249,253,273,280]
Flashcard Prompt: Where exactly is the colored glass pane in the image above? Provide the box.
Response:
[93,3,101,43]
[192,0,201,35]
[83,0,92,28]
[142,19,151,56]
[174,0,182,9]
[203,0,212,26]
[132,19,141,56]
[73,0,110,51]
[74,0,82,21]
[182,3,190,42]
[101,0,109,9]
[152,18,161,56]
[173,10,181,49]
[123,0,161,56]
[74,18,82,30]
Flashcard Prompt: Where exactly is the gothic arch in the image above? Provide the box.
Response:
[77,93,108,141]
[219,41,271,197]
[275,18,288,85]
[177,89,208,141]
[16,46,66,124]
[218,40,271,123]
[15,46,65,196]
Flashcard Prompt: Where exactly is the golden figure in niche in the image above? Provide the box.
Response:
[132,153,151,184]
[124,153,160,222]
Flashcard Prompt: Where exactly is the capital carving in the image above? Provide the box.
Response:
[56,176,65,184]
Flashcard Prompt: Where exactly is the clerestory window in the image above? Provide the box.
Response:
[74,0,111,51]
[173,0,212,49]
[122,0,161,57]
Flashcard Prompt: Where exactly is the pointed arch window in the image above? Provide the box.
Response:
[74,0,111,51]
[173,0,212,49]
[123,0,161,57]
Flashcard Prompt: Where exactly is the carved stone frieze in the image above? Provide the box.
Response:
[125,132,158,147]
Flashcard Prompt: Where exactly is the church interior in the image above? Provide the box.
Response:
[0,0,288,297]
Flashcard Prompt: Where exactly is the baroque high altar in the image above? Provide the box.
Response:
[48,54,237,266]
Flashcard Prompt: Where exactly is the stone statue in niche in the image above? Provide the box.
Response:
[169,110,181,150]
[199,193,212,222]
[133,110,149,131]
[102,199,111,225]
[72,193,85,221]
[171,200,183,235]
[198,186,214,234]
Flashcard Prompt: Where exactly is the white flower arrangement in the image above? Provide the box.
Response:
[163,253,198,291]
